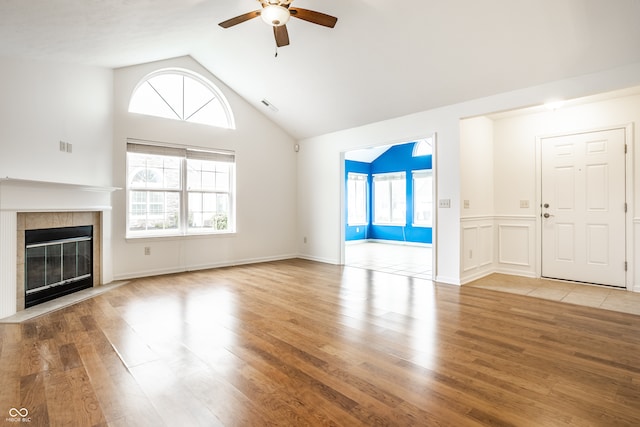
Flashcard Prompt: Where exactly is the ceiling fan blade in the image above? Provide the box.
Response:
[289,8,338,28]
[218,10,261,28]
[274,25,290,47]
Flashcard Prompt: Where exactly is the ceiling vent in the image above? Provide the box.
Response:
[261,99,279,112]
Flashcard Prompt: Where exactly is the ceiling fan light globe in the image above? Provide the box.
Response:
[261,5,290,27]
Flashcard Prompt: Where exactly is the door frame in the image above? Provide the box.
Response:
[534,123,634,289]
[339,133,438,282]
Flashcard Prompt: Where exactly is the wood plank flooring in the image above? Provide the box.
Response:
[1,259,640,426]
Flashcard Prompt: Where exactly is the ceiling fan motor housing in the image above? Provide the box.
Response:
[261,5,290,26]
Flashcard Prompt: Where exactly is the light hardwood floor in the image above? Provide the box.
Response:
[346,242,640,316]
[1,259,639,426]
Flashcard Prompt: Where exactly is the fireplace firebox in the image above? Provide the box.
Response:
[25,225,93,308]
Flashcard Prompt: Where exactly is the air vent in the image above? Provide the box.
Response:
[261,99,279,112]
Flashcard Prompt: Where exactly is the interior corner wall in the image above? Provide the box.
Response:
[459,116,495,283]
[297,110,462,284]
[492,93,640,290]
[368,143,432,244]
[345,144,433,244]
[0,56,113,187]
[297,62,640,286]
[112,56,298,280]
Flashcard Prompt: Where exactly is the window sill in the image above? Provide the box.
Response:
[126,231,236,242]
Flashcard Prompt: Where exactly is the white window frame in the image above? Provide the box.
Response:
[413,169,433,227]
[128,68,236,130]
[347,172,368,226]
[412,138,433,157]
[373,172,406,226]
[126,141,236,238]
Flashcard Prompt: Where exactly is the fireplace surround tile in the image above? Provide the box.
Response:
[16,211,102,312]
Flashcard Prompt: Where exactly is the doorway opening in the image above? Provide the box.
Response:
[341,136,436,280]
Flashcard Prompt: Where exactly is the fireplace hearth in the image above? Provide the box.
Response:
[25,225,93,308]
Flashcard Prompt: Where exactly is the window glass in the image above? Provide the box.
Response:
[347,173,367,225]
[413,170,433,227]
[129,69,235,129]
[187,158,233,232]
[373,172,406,225]
[126,142,235,237]
[412,138,433,157]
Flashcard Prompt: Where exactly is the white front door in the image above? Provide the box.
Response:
[541,128,626,287]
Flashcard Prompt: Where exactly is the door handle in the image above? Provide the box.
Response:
[543,213,554,218]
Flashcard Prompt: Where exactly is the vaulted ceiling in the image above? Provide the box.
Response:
[1,0,640,140]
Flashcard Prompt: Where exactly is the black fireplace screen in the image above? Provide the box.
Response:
[25,225,93,307]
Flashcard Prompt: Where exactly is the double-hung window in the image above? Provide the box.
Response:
[347,173,368,225]
[373,172,406,225]
[127,142,235,237]
[413,170,433,227]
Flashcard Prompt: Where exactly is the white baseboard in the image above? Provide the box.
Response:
[113,254,299,281]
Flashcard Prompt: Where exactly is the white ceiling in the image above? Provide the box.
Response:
[344,145,392,163]
[1,0,640,140]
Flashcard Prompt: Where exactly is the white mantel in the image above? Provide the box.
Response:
[0,178,118,319]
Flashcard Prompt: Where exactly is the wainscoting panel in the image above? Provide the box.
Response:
[496,216,537,277]
[461,217,494,283]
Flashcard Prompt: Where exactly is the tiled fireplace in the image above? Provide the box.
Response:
[0,178,116,319]
[18,212,101,309]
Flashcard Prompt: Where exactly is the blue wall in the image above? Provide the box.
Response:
[345,142,432,244]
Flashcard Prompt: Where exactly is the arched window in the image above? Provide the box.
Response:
[412,138,433,157]
[129,69,235,129]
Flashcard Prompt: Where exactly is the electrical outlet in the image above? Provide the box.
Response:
[520,200,530,208]
[463,200,470,209]
[144,247,151,256]
[303,237,307,244]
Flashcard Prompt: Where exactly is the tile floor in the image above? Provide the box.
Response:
[468,273,640,316]
[345,241,433,280]
[0,280,128,323]
[344,241,640,316]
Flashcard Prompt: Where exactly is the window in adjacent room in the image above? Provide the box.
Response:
[373,172,406,225]
[413,169,433,227]
[347,173,368,225]
[129,69,235,129]
[412,138,433,157]
[126,141,235,238]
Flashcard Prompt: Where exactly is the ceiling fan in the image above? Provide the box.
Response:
[218,0,338,48]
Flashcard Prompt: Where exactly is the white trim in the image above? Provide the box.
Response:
[128,67,236,130]
[113,254,300,281]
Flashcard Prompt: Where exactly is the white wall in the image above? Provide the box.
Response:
[460,117,495,281]
[112,56,298,279]
[297,108,462,283]
[490,92,640,290]
[0,57,114,318]
[0,56,113,186]
[297,62,640,286]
